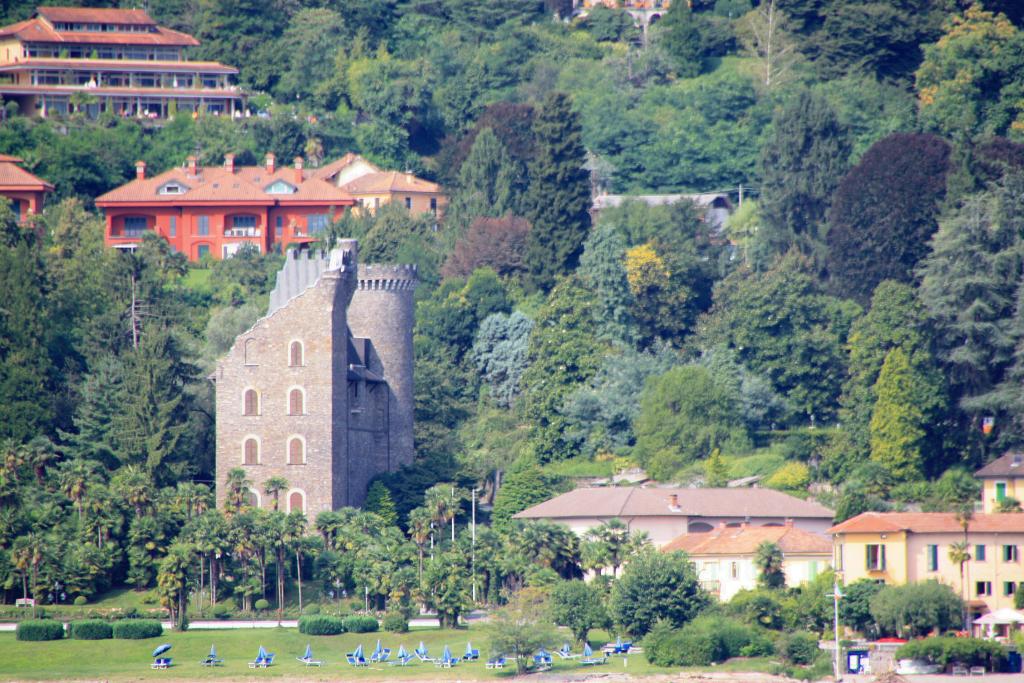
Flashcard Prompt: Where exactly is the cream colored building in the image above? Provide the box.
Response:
[314,154,446,220]
[663,522,832,601]
[976,451,1024,513]
[513,487,835,548]
[829,512,1024,621]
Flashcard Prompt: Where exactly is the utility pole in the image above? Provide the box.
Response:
[450,486,456,542]
[471,487,478,602]
[830,580,843,682]
[738,183,744,208]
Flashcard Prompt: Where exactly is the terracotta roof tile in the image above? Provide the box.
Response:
[0,16,198,46]
[0,159,53,190]
[312,153,362,181]
[662,525,832,556]
[96,162,354,205]
[975,451,1024,478]
[341,170,441,195]
[827,512,1024,535]
[513,487,834,520]
[37,7,156,25]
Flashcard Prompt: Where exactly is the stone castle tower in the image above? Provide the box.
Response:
[212,240,416,515]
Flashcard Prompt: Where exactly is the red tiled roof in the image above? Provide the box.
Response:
[95,161,355,206]
[37,7,156,26]
[0,159,53,190]
[828,512,1024,535]
[513,487,834,520]
[311,153,364,181]
[341,170,442,195]
[975,451,1024,478]
[662,524,832,556]
[0,17,198,47]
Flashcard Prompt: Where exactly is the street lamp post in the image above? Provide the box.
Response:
[829,580,843,682]
[471,487,478,602]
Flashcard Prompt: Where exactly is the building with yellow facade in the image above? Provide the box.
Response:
[314,154,446,221]
[976,451,1024,513]
[829,512,1024,621]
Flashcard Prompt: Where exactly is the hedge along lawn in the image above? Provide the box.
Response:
[0,626,696,680]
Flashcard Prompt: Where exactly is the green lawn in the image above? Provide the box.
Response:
[0,626,708,680]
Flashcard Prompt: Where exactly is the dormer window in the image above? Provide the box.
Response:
[158,182,187,195]
[265,180,296,195]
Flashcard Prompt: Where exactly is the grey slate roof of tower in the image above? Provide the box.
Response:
[267,247,353,316]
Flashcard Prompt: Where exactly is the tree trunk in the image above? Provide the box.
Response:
[211,554,218,606]
[277,547,285,624]
[295,549,303,612]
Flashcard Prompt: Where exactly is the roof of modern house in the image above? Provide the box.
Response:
[0,58,237,74]
[975,451,1024,479]
[36,7,156,25]
[0,156,53,190]
[340,171,442,195]
[513,487,834,521]
[828,512,1024,535]
[96,158,355,206]
[312,153,366,181]
[0,8,199,47]
[663,523,832,556]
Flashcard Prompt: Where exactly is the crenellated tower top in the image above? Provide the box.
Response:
[357,264,418,292]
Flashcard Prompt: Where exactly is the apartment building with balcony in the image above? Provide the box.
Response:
[0,7,243,118]
[829,512,1024,621]
[96,153,355,261]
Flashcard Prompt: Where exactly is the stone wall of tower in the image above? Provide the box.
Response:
[213,248,355,516]
[346,264,418,484]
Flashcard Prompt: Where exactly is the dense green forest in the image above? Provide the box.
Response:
[3,0,1024,638]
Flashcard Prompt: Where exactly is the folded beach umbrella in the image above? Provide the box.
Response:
[353,643,364,659]
[373,639,382,656]
[209,644,217,659]
[442,645,452,662]
[303,643,312,660]
[397,644,409,659]
[465,641,473,657]
[152,643,172,657]
[583,642,593,658]
[417,641,427,655]
[258,644,267,660]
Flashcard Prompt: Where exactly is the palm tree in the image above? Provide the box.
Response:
[112,465,152,518]
[754,541,786,589]
[23,436,58,486]
[954,503,974,630]
[585,518,631,577]
[285,512,308,612]
[223,468,252,515]
[58,458,102,521]
[264,476,289,511]
[408,507,432,579]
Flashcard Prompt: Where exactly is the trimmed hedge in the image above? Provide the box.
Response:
[112,619,163,639]
[16,620,64,641]
[254,599,270,611]
[211,604,231,619]
[896,637,1006,671]
[298,615,346,636]
[780,631,819,665]
[73,596,88,606]
[382,612,409,633]
[343,615,379,633]
[69,619,113,640]
[645,616,768,667]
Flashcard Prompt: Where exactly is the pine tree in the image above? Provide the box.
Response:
[578,222,637,346]
[869,347,931,482]
[758,90,851,261]
[445,128,518,238]
[523,92,592,292]
[364,480,399,526]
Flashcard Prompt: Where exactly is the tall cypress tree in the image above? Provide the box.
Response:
[524,92,592,293]
[445,128,518,238]
[758,89,850,262]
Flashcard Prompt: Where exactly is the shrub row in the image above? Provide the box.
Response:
[344,615,379,633]
[68,619,113,640]
[16,620,64,641]
[298,615,346,636]
[112,619,163,639]
[644,616,773,667]
[896,637,1006,671]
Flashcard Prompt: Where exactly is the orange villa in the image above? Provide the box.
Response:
[0,7,243,118]
[0,154,52,221]
[96,153,355,261]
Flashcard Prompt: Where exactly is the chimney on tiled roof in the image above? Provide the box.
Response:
[668,493,679,510]
[294,157,304,184]
[224,153,235,174]
[265,152,276,174]
[135,160,145,180]
[187,155,198,177]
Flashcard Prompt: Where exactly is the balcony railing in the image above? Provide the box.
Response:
[117,227,148,238]
[224,228,261,238]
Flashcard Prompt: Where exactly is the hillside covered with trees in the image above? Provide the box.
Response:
[2,0,1024,643]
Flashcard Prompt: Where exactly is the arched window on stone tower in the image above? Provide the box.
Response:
[287,436,305,465]
[289,340,304,367]
[243,437,260,465]
[288,388,304,415]
[243,388,260,416]
[287,489,305,514]
[244,338,257,365]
